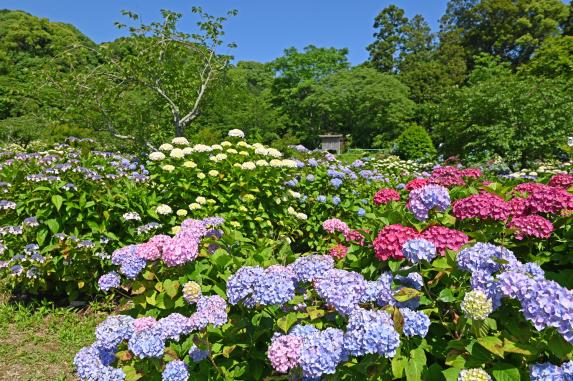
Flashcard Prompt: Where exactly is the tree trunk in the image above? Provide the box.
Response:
[174,112,183,137]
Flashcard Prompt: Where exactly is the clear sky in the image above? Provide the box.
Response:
[1,0,449,65]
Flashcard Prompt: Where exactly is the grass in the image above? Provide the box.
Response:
[0,292,104,381]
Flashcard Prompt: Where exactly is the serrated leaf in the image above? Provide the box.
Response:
[51,195,64,211]
[438,289,456,302]
[477,336,504,358]
[163,279,179,298]
[277,313,298,334]
[491,362,520,381]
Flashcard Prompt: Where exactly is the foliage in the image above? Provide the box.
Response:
[393,124,437,161]
[525,36,573,79]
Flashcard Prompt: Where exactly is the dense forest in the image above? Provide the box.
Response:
[1,0,573,167]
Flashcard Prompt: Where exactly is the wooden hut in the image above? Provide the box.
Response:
[319,134,345,154]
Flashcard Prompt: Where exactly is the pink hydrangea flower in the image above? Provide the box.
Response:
[373,188,400,205]
[267,335,302,373]
[461,168,482,178]
[322,218,350,234]
[373,224,420,261]
[428,166,466,188]
[508,197,530,217]
[344,230,366,246]
[513,182,550,195]
[525,186,573,214]
[148,234,172,253]
[133,317,157,333]
[329,244,348,260]
[162,238,199,267]
[508,215,554,240]
[421,226,469,255]
[405,178,429,191]
[136,242,161,261]
[548,174,573,189]
[452,193,510,220]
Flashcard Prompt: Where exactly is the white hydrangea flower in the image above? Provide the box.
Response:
[195,196,207,205]
[289,190,301,199]
[267,148,282,158]
[458,368,492,381]
[237,141,248,147]
[252,143,265,150]
[241,162,256,170]
[256,160,269,167]
[233,163,242,168]
[197,172,206,179]
[193,144,213,152]
[156,204,172,215]
[189,203,202,210]
[221,141,232,147]
[228,129,245,138]
[226,148,238,154]
[182,147,194,155]
[280,159,297,168]
[296,212,307,220]
[149,152,165,161]
[269,159,282,167]
[176,209,188,216]
[159,143,174,151]
[183,161,197,168]
[255,147,269,155]
[211,144,223,150]
[162,165,175,172]
[169,148,185,159]
[461,290,493,320]
[239,151,249,156]
[171,137,189,145]
[208,170,219,177]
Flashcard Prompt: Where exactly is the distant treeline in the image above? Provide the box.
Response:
[0,1,572,167]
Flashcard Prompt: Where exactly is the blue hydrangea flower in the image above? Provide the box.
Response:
[289,324,319,337]
[112,245,146,279]
[95,315,134,350]
[98,272,121,292]
[357,208,366,216]
[288,255,334,283]
[189,345,210,362]
[156,313,191,341]
[332,196,341,205]
[226,266,265,306]
[344,308,400,358]
[162,360,189,381]
[299,328,346,378]
[128,329,165,359]
[317,195,327,202]
[306,174,315,182]
[252,266,296,306]
[530,363,563,381]
[457,243,518,274]
[314,269,366,315]
[402,239,437,263]
[407,184,451,221]
[330,178,343,189]
[400,308,431,337]
[74,345,125,381]
[470,270,502,310]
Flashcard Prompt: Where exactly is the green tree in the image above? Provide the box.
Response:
[393,124,437,160]
[303,67,415,148]
[433,59,573,166]
[367,5,409,72]
[441,0,569,67]
[524,36,573,79]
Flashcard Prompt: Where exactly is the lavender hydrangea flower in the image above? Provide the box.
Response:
[74,345,125,381]
[299,328,346,378]
[344,308,400,358]
[188,295,228,330]
[226,266,265,306]
[332,196,341,205]
[162,360,189,381]
[317,195,327,202]
[400,308,431,337]
[407,184,451,221]
[95,315,134,350]
[128,329,165,359]
[402,239,436,263]
[457,243,518,274]
[288,255,334,284]
[252,266,296,306]
[98,272,121,292]
[189,345,210,362]
[314,269,366,315]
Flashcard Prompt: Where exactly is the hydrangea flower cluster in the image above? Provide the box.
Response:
[75,293,227,380]
[548,173,573,189]
[344,308,400,357]
[226,265,295,307]
[507,215,554,240]
[373,188,400,205]
[267,334,303,373]
[322,218,349,234]
[458,368,492,381]
[461,290,493,320]
[314,269,367,315]
[452,193,510,220]
[405,178,429,191]
[402,239,436,263]
[329,244,348,260]
[407,184,450,221]
[420,226,469,255]
[373,224,419,261]
[530,361,573,380]
[400,308,431,337]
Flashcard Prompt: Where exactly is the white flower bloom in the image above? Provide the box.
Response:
[208,170,219,177]
[197,172,206,179]
[159,143,174,151]
[195,196,207,205]
[252,143,265,149]
[169,148,185,159]
[255,147,269,155]
[193,144,213,152]
[149,152,166,161]
[296,212,308,220]
[162,164,175,172]
[211,144,223,150]
[269,159,282,167]
[280,160,297,168]
[237,141,248,147]
[228,129,245,138]
[233,163,242,168]
[122,212,141,221]
[189,203,202,210]
[183,161,197,168]
[176,209,188,216]
[239,151,249,156]
[241,162,256,170]
[256,160,269,166]
[182,147,194,155]
[289,190,301,199]
[156,204,172,215]
[171,137,189,145]
[226,148,238,154]
[267,148,282,158]
[221,141,232,147]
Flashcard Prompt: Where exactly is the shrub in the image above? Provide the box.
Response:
[393,124,437,161]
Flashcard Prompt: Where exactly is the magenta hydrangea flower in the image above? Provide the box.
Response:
[373,188,400,206]
[329,244,348,260]
[508,215,554,240]
[322,218,350,234]
[452,193,510,221]
[373,224,420,261]
[421,226,469,255]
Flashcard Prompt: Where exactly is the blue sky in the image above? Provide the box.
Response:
[2,1,448,65]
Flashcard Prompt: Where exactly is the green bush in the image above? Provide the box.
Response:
[393,124,437,161]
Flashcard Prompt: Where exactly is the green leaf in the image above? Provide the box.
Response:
[442,368,461,381]
[51,195,64,211]
[491,362,520,381]
[393,287,422,302]
[477,336,504,358]
[44,219,60,234]
[406,347,426,381]
[391,355,407,378]
[548,332,573,359]
[277,313,298,333]
[122,366,142,381]
[163,279,179,299]
[438,289,456,302]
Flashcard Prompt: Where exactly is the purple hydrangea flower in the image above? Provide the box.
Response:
[400,308,431,337]
[162,360,189,381]
[344,308,400,358]
[407,184,450,221]
[98,272,121,292]
[128,329,165,359]
[314,269,366,315]
[288,255,334,284]
[189,345,210,362]
[402,239,437,263]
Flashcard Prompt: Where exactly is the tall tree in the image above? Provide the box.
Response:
[367,5,408,72]
[441,0,569,67]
